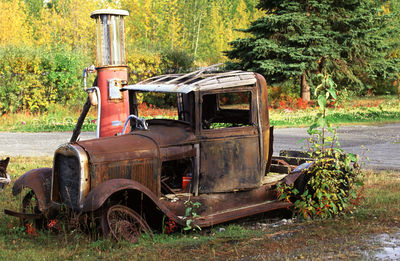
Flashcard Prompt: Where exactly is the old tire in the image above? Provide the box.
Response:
[21,190,45,229]
[101,205,152,243]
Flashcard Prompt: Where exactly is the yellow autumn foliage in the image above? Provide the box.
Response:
[33,0,102,52]
[0,0,31,46]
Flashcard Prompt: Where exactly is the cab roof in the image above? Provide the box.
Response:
[121,65,257,94]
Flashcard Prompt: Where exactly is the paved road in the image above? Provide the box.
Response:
[0,132,95,157]
[0,123,399,170]
[273,123,400,170]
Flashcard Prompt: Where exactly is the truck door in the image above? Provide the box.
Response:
[198,88,262,193]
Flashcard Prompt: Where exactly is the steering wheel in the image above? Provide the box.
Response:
[123,114,148,134]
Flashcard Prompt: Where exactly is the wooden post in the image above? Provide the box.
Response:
[301,71,311,102]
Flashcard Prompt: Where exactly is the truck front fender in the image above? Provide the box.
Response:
[12,168,52,212]
[81,179,183,225]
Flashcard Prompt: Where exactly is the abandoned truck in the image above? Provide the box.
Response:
[5,69,312,242]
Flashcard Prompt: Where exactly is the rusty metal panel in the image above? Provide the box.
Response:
[11,168,52,212]
[77,134,157,163]
[255,73,271,173]
[195,201,293,227]
[199,135,261,193]
[90,159,158,195]
[160,145,196,161]
[161,182,290,227]
[135,123,196,147]
[78,134,160,196]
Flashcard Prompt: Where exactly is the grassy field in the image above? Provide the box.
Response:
[0,96,398,132]
[0,104,98,132]
[270,95,400,127]
[0,157,399,260]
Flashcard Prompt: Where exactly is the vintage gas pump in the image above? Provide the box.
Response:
[89,9,130,137]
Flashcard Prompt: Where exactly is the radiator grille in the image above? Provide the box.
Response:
[55,154,81,210]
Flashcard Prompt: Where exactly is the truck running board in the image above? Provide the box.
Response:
[4,209,43,220]
[194,200,293,227]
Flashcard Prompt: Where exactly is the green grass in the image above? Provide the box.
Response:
[0,104,97,132]
[0,158,400,260]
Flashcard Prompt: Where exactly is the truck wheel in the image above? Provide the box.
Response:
[21,190,44,229]
[101,205,152,243]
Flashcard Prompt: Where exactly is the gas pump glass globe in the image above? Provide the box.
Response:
[91,9,129,67]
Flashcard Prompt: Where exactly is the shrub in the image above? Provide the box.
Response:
[277,74,364,219]
[41,48,88,104]
[0,46,88,114]
[0,46,43,113]
[279,152,362,219]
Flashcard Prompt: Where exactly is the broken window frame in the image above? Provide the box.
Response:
[199,87,256,132]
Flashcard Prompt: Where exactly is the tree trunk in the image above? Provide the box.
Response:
[301,71,311,102]
[398,83,400,98]
[397,79,400,98]
[194,12,202,58]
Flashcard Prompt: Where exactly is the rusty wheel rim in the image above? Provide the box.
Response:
[106,205,152,243]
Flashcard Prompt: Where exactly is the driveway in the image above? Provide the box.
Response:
[0,123,399,170]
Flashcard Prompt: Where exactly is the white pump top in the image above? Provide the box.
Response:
[90,9,129,18]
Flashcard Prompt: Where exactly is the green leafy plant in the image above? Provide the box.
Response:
[183,200,201,232]
[307,73,339,155]
[278,74,364,219]
[0,46,88,114]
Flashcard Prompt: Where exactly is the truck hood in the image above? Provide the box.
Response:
[76,120,196,164]
[134,119,195,147]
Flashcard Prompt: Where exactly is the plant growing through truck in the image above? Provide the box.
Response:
[183,200,201,232]
[278,74,364,219]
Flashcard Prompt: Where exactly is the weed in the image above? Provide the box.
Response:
[183,200,201,232]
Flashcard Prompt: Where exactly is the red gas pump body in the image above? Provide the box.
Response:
[96,67,129,137]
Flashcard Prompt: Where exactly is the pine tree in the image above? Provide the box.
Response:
[226,0,400,99]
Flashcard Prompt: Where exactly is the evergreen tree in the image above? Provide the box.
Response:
[226,0,400,100]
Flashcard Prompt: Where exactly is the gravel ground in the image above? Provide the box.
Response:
[0,123,399,170]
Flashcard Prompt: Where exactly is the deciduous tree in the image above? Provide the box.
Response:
[0,0,31,46]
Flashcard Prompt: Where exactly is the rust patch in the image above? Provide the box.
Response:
[91,159,158,195]
[199,135,261,193]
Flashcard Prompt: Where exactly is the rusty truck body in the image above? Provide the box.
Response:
[6,69,311,242]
